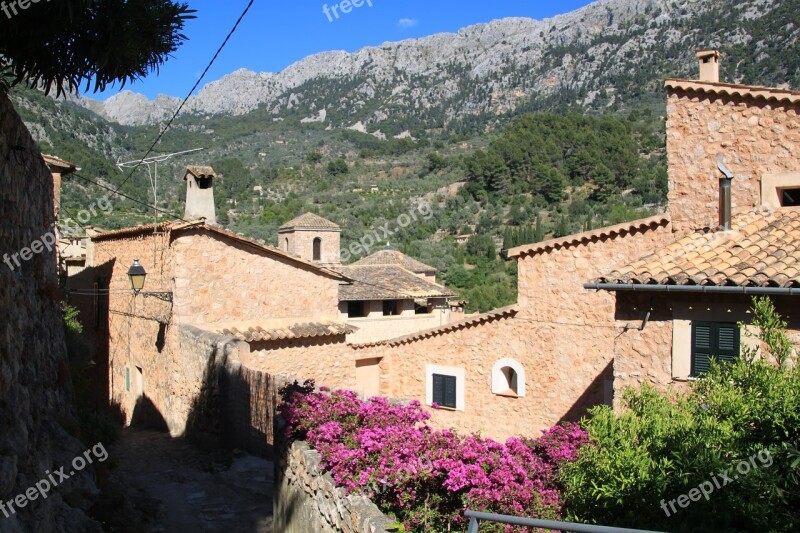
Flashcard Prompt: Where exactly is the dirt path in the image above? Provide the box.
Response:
[95,429,273,533]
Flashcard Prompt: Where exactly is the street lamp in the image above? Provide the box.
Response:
[127,259,147,294]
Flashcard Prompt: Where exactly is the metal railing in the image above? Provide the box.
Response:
[465,511,666,533]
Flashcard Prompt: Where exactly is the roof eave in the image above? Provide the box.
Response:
[584,283,800,296]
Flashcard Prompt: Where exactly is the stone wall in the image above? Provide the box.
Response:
[666,90,800,234]
[274,440,395,533]
[0,94,101,531]
[243,337,360,394]
[369,223,673,441]
[613,292,800,404]
[172,230,341,325]
[92,230,177,430]
[280,228,341,266]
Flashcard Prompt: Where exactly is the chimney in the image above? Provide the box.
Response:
[696,49,721,83]
[183,165,217,224]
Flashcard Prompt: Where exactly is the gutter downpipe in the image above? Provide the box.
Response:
[584,283,800,296]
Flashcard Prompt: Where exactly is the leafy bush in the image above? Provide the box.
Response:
[560,297,800,532]
[279,382,588,532]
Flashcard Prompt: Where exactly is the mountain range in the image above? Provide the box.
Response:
[70,0,799,135]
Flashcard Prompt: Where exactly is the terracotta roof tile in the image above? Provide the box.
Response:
[506,214,670,258]
[386,305,518,346]
[337,264,454,301]
[279,213,340,231]
[90,220,348,281]
[217,320,355,342]
[665,79,800,105]
[594,209,800,288]
[185,165,216,178]
[351,249,436,274]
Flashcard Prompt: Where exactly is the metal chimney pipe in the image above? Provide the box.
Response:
[720,177,732,230]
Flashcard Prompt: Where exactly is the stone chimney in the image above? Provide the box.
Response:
[696,50,721,83]
[183,165,217,224]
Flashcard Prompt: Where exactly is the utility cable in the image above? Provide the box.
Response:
[111,0,256,196]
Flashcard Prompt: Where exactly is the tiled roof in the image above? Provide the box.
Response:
[185,165,216,178]
[386,305,518,346]
[351,250,436,274]
[42,154,78,173]
[337,264,454,301]
[217,320,355,342]
[279,213,340,231]
[593,209,800,288]
[664,79,800,105]
[90,220,349,281]
[506,215,670,258]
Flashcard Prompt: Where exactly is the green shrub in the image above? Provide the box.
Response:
[561,297,800,532]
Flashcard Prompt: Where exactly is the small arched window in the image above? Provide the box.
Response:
[313,237,322,262]
[284,237,289,252]
[491,358,526,397]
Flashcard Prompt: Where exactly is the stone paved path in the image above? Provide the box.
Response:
[96,429,273,532]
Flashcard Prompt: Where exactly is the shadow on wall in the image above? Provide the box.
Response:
[558,360,614,424]
[183,336,293,457]
[130,394,169,432]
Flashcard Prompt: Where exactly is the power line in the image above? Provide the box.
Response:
[111,0,256,196]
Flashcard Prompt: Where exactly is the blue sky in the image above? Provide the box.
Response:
[97,0,594,100]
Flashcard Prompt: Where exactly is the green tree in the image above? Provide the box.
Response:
[1,1,194,95]
[327,157,349,176]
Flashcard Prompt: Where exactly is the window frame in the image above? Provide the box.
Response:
[425,365,465,411]
[491,358,526,397]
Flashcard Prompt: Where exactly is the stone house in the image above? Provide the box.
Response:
[337,249,458,344]
[584,50,800,401]
[347,51,800,441]
[276,213,459,343]
[87,218,352,433]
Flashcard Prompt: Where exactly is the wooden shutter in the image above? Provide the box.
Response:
[692,322,739,376]
[716,323,740,364]
[443,375,457,408]
[432,374,457,408]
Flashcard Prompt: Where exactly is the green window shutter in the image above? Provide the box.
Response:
[125,367,130,392]
[691,322,740,376]
[716,323,740,364]
[432,374,457,408]
[443,375,457,408]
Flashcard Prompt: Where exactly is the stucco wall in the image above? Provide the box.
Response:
[666,91,800,234]
[274,440,394,533]
[1,94,101,531]
[173,230,341,325]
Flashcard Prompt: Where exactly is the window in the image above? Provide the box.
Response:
[415,302,432,314]
[491,358,526,397]
[197,177,212,190]
[432,374,457,409]
[425,365,465,411]
[313,237,322,261]
[691,321,740,376]
[347,301,368,318]
[383,300,400,316]
[781,188,800,207]
[125,367,130,392]
[284,237,289,252]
